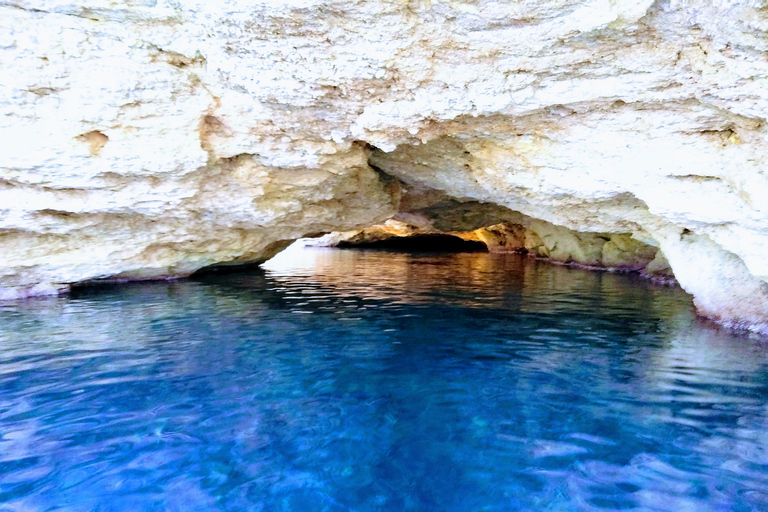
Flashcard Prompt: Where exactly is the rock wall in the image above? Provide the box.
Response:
[2,0,768,331]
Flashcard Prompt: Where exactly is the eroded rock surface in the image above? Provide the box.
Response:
[2,0,768,331]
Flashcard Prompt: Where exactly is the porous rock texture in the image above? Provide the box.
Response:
[2,0,768,331]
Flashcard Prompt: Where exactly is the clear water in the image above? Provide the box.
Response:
[1,246,767,512]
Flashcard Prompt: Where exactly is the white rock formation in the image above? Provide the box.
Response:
[2,0,768,331]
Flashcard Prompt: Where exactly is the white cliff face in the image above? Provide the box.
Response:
[2,0,768,331]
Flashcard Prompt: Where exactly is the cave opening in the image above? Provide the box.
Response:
[335,233,488,253]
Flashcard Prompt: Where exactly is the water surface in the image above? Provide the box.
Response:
[0,246,767,511]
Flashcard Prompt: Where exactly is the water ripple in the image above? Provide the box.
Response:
[0,247,765,510]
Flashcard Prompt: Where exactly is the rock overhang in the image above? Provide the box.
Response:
[2,0,768,332]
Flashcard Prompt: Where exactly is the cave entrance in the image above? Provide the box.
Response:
[336,233,488,253]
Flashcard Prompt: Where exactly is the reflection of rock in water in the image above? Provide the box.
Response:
[262,244,690,321]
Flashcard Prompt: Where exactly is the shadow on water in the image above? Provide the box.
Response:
[0,247,767,511]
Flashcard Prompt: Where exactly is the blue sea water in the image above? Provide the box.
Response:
[0,246,767,511]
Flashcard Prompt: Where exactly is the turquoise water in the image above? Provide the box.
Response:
[0,246,767,511]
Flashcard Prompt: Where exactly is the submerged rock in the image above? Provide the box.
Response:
[2,0,768,331]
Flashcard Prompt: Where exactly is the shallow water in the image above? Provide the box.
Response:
[1,246,767,511]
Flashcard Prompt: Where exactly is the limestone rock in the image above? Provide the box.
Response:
[2,0,768,332]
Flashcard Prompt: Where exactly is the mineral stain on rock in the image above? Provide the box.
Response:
[76,130,109,156]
